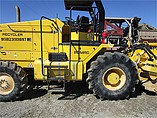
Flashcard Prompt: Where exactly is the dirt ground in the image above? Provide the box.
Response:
[0,82,157,118]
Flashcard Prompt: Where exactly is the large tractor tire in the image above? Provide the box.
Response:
[0,61,28,101]
[87,52,138,100]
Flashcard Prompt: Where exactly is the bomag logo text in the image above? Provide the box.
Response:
[74,51,89,54]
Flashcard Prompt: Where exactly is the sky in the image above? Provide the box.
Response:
[0,0,157,28]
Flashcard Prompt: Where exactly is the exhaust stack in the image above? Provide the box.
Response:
[15,6,20,22]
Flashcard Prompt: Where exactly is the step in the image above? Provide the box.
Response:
[47,77,65,81]
[44,65,68,69]
[48,88,65,93]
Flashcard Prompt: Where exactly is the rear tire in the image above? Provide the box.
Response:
[87,52,138,100]
[0,61,28,101]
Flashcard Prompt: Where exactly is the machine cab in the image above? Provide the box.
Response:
[62,0,105,43]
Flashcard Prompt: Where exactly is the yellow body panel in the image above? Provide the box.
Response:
[71,32,93,40]
[34,59,83,81]
[0,18,64,52]
[59,45,97,61]
[0,51,31,60]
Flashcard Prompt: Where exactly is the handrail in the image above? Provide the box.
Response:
[40,16,60,77]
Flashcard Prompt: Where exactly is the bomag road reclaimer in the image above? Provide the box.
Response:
[0,0,157,101]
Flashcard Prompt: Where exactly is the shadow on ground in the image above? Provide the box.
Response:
[19,81,91,101]
[57,82,92,100]
[19,85,47,101]
[130,83,156,99]
[19,81,156,101]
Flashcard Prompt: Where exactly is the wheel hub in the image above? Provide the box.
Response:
[102,67,126,91]
[0,73,15,95]
[0,79,10,89]
[107,72,120,85]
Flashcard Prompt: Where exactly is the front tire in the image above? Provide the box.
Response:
[0,61,28,101]
[87,52,138,100]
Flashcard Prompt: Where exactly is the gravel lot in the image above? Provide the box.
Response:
[0,82,157,118]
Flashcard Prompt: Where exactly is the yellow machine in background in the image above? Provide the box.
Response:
[0,0,157,101]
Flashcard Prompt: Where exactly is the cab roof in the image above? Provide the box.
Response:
[64,0,94,11]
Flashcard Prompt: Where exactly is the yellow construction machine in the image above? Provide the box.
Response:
[0,0,157,101]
